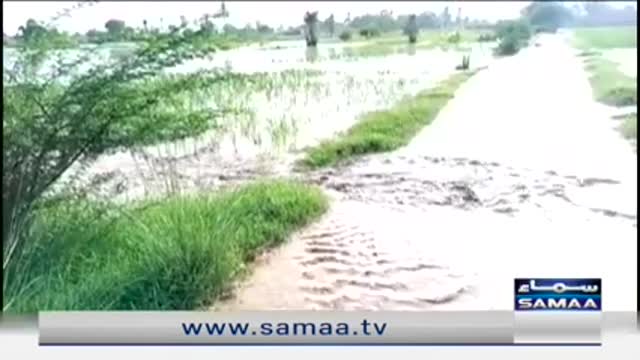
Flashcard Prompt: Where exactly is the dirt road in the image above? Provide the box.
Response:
[216,34,637,312]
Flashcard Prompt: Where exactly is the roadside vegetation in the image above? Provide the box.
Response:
[582,56,636,107]
[573,26,637,49]
[4,181,327,311]
[3,8,328,312]
[573,25,637,141]
[299,70,479,169]
[620,113,637,141]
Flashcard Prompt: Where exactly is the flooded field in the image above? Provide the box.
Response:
[59,40,494,201]
[216,34,637,312]
[7,31,635,313]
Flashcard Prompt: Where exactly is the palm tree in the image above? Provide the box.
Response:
[303,11,319,47]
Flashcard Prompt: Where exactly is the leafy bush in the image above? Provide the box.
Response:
[447,31,461,44]
[359,28,381,39]
[3,17,233,301]
[477,33,497,42]
[494,19,532,56]
[339,30,352,42]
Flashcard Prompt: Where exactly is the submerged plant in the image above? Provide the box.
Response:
[456,54,471,70]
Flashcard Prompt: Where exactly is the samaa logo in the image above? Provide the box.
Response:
[514,278,601,311]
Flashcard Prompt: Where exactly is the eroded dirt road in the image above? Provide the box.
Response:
[216,34,637,312]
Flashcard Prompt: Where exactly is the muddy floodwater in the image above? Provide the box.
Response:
[64,40,493,200]
[215,34,637,312]
[36,34,636,312]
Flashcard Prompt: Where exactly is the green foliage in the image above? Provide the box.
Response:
[573,26,637,50]
[3,181,328,311]
[583,56,637,107]
[13,18,77,49]
[299,71,478,168]
[2,22,237,286]
[494,19,532,56]
[620,114,637,140]
[521,2,574,32]
[447,31,462,44]
[359,28,381,39]
[105,19,126,34]
[477,33,497,42]
[339,30,353,42]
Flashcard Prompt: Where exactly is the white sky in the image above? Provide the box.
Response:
[2,1,636,36]
[3,1,532,35]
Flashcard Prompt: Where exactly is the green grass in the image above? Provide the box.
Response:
[3,180,328,312]
[573,26,637,50]
[299,70,478,169]
[583,56,637,107]
[342,29,487,58]
[620,113,637,140]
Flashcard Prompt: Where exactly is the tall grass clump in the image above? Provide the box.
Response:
[299,70,479,169]
[4,181,328,311]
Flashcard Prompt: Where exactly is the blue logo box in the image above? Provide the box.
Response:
[514,278,602,311]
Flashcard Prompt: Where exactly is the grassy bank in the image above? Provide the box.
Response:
[573,26,637,49]
[3,181,328,312]
[341,29,488,58]
[299,70,478,169]
[620,113,637,141]
[583,56,637,107]
[573,26,637,143]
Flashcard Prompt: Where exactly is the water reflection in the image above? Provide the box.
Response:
[305,47,319,63]
[406,44,417,56]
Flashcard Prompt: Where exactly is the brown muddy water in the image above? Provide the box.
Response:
[63,35,637,312]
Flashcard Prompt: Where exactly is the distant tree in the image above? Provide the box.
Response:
[223,23,238,34]
[17,19,47,42]
[303,11,319,47]
[326,14,335,37]
[104,19,126,34]
[441,6,451,31]
[338,29,352,41]
[521,2,573,32]
[256,22,273,34]
[405,14,418,43]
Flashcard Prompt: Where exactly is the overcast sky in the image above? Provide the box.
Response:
[2,1,636,35]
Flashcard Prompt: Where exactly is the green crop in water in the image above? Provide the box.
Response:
[299,70,479,169]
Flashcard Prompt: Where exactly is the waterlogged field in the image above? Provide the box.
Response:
[47,39,494,201]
